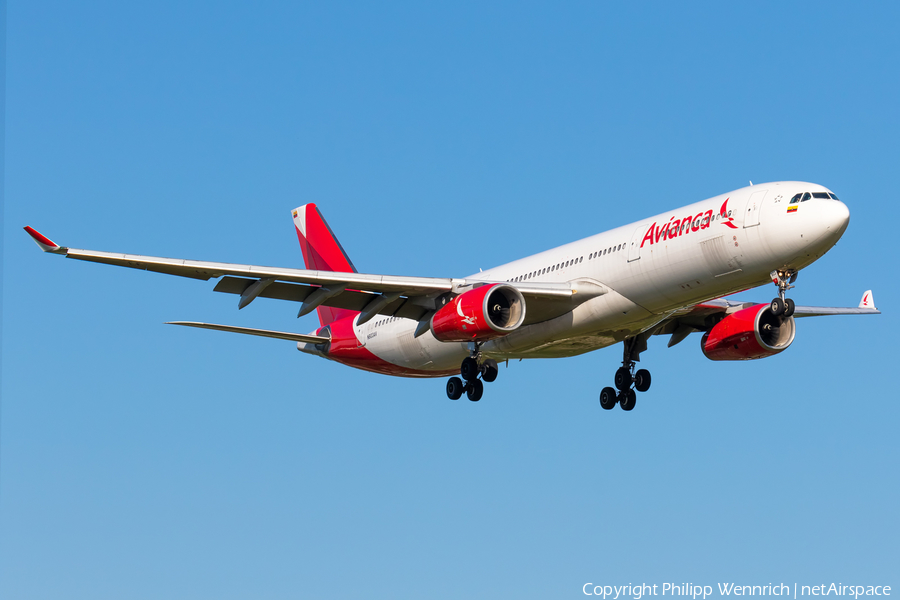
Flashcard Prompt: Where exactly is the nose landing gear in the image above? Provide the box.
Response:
[770,270,797,317]
[600,335,652,412]
[446,342,499,402]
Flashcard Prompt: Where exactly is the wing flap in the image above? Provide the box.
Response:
[213,276,436,321]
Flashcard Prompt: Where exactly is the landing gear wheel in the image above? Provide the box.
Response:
[599,387,618,410]
[770,297,785,316]
[614,367,633,391]
[784,298,796,317]
[460,357,480,381]
[481,359,499,383]
[446,377,464,400]
[619,389,636,411]
[634,369,651,393]
[466,379,484,402]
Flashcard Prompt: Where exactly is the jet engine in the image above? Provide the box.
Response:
[701,303,796,361]
[431,284,526,342]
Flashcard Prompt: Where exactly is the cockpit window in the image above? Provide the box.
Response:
[801,192,811,202]
[812,192,830,199]
[828,192,840,200]
[789,193,802,204]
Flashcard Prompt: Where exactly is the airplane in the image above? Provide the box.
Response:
[24,181,879,410]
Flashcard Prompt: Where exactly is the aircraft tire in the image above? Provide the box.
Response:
[461,357,480,381]
[446,377,464,400]
[620,389,636,411]
[467,379,484,402]
[614,367,632,391]
[600,387,618,410]
[481,359,499,383]
[634,369,651,392]
[770,297,785,316]
[784,298,796,317]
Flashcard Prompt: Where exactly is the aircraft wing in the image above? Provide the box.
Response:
[650,290,879,348]
[24,227,597,324]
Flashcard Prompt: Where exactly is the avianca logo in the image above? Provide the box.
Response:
[456,297,477,326]
[640,198,737,248]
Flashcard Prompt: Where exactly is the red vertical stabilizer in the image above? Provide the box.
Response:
[291,204,359,327]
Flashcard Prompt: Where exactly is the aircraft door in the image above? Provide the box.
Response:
[743,190,768,228]
[627,223,651,262]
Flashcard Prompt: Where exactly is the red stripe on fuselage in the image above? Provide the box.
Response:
[321,316,458,378]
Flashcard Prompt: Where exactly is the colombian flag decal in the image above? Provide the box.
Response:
[787,205,798,213]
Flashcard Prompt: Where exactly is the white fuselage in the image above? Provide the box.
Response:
[321,181,850,375]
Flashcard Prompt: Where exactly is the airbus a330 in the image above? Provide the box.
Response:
[25,181,878,410]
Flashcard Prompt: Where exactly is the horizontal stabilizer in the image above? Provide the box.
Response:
[166,321,330,344]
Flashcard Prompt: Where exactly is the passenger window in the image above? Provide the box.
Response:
[812,192,830,199]
[789,193,802,204]
[801,192,811,202]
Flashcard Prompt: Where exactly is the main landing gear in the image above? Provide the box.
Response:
[600,335,652,412]
[769,269,797,317]
[446,342,499,402]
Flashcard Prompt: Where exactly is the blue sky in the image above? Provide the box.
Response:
[3,2,898,598]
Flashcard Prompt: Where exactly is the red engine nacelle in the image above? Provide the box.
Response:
[701,303,796,361]
[431,284,526,342]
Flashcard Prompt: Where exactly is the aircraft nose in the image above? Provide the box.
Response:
[826,199,850,233]
[817,199,851,243]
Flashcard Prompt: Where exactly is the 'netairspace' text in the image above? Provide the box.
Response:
[582,583,892,599]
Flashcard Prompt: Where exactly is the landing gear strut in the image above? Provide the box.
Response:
[770,269,797,317]
[446,342,499,402]
[599,334,652,411]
